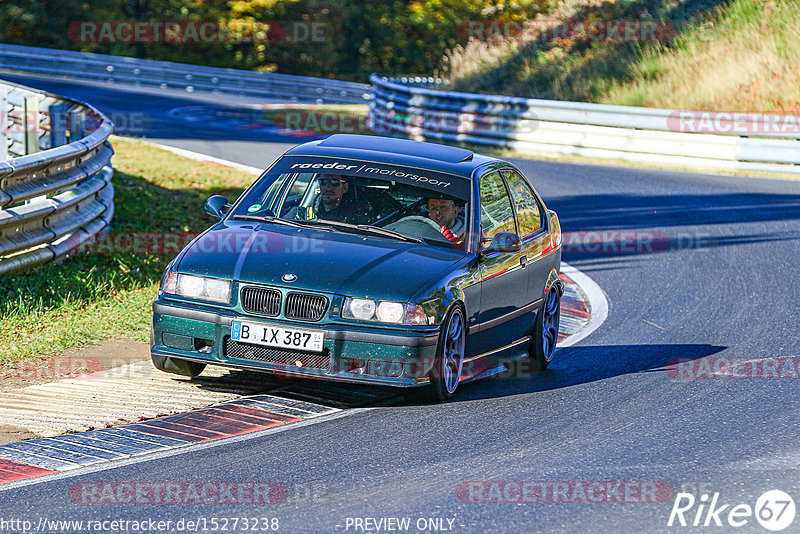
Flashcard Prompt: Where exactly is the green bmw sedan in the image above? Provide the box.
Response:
[151,134,562,400]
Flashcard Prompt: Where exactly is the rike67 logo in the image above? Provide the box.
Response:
[668,490,796,531]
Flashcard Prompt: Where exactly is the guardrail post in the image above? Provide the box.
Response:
[23,94,40,154]
[49,104,68,148]
[69,110,86,142]
[24,95,47,204]
[0,87,7,161]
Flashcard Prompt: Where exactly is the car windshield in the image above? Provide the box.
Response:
[231,157,471,248]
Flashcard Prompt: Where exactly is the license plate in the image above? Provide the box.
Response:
[231,320,325,353]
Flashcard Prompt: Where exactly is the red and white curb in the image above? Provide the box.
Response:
[0,361,283,438]
[0,396,338,485]
[558,262,608,348]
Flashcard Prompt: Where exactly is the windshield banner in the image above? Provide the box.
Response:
[272,156,471,199]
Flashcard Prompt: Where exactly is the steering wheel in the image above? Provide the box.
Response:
[395,215,442,231]
[385,215,448,241]
[374,198,427,226]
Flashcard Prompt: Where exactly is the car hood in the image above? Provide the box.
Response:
[176,221,468,301]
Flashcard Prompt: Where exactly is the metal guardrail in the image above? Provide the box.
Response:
[369,75,800,175]
[0,43,370,105]
[0,79,114,274]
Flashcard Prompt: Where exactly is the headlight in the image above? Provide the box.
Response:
[161,273,231,304]
[348,298,376,320]
[376,301,404,323]
[342,297,430,325]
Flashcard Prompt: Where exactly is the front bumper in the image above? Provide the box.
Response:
[152,299,439,387]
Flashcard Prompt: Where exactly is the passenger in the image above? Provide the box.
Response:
[428,197,465,242]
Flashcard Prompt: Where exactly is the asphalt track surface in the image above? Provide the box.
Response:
[2,73,800,533]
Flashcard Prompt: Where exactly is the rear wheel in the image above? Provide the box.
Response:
[151,354,206,377]
[429,305,466,401]
[530,287,561,370]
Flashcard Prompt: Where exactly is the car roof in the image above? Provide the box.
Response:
[284,134,498,178]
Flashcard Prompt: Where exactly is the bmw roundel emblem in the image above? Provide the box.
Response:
[282,273,297,282]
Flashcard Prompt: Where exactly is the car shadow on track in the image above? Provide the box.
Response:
[183,343,726,408]
[187,368,404,409]
[401,343,728,405]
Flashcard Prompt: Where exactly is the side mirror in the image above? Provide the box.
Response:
[481,232,522,254]
[205,195,231,219]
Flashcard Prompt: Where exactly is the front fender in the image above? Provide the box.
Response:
[411,259,479,326]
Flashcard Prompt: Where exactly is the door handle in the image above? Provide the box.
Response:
[520,255,527,268]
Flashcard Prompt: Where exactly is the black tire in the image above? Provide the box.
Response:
[151,354,207,377]
[429,305,466,402]
[529,286,561,371]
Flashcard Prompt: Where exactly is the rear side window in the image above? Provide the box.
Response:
[501,170,543,238]
[479,171,516,240]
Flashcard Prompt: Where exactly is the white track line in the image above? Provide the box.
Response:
[117,137,263,175]
[558,262,609,348]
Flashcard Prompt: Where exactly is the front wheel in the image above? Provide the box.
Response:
[529,287,561,370]
[429,305,466,401]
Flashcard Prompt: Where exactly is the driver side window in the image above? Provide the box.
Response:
[479,171,516,241]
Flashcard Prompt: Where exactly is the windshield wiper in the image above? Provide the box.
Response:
[316,219,423,243]
[233,214,337,232]
[233,214,312,229]
[234,214,421,242]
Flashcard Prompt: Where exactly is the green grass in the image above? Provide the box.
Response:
[603,0,800,112]
[443,0,800,113]
[0,138,255,367]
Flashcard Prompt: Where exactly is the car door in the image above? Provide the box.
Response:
[500,169,551,305]
[469,170,532,357]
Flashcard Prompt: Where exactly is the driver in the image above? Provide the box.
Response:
[317,174,349,220]
[427,197,465,242]
[314,174,374,224]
